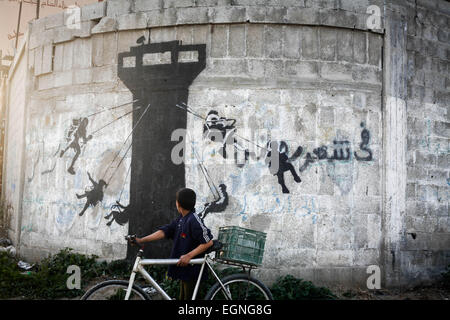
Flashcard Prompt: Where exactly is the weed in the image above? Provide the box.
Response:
[270,275,337,300]
[1,249,338,300]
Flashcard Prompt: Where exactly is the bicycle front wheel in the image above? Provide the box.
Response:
[80,280,150,300]
[205,273,273,300]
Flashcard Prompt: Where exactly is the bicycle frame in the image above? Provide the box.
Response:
[125,252,232,300]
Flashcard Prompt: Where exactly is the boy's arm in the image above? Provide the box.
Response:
[136,230,165,244]
[177,240,213,266]
[135,217,179,244]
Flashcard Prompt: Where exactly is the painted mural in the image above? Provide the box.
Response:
[21,35,379,261]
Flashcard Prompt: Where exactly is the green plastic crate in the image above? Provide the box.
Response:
[216,226,267,266]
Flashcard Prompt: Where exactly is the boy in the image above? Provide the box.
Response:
[132,188,213,300]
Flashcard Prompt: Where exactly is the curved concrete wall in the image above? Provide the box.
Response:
[2,0,449,288]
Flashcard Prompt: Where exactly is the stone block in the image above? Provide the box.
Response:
[285,61,319,79]
[320,8,357,29]
[336,29,353,62]
[117,12,148,30]
[81,1,106,21]
[264,25,283,58]
[209,6,246,23]
[162,0,196,8]
[352,65,382,84]
[53,26,75,44]
[301,27,319,59]
[147,8,178,27]
[53,70,73,87]
[246,24,264,57]
[437,154,449,169]
[407,166,428,181]
[247,59,264,78]
[34,46,43,76]
[283,26,301,59]
[193,25,209,46]
[320,62,353,81]
[210,59,248,77]
[73,68,92,85]
[106,0,132,18]
[91,17,117,34]
[245,6,267,22]
[62,41,74,71]
[211,25,228,58]
[38,73,54,91]
[433,121,450,138]
[368,33,382,67]
[286,7,320,25]
[228,24,245,57]
[134,0,161,12]
[415,151,437,167]
[417,184,439,203]
[73,20,97,38]
[72,39,92,69]
[176,26,193,46]
[91,34,103,67]
[41,44,53,75]
[45,12,64,29]
[177,7,209,25]
[264,7,288,23]
[319,27,336,61]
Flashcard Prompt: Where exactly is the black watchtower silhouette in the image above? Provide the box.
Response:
[118,40,206,259]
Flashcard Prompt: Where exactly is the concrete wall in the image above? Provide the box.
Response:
[399,0,449,286]
[2,39,29,248]
[1,0,449,288]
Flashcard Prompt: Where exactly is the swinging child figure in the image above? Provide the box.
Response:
[76,172,107,216]
[129,188,213,300]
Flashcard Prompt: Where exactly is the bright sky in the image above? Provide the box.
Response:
[0,0,98,59]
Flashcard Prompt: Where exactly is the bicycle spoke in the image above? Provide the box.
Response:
[208,277,272,300]
[82,281,148,300]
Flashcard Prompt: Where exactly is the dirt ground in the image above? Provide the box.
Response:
[333,286,450,300]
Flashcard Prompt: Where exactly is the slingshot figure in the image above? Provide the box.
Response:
[76,172,107,216]
[60,117,93,175]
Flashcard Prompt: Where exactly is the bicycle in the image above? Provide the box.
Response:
[80,235,273,300]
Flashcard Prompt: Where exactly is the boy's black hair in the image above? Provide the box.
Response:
[176,188,196,211]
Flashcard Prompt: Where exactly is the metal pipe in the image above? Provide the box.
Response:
[15,0,23,50]
[36,0,40,20]
[139,258,205,265]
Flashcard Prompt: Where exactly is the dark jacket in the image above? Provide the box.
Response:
[159,209,213,281]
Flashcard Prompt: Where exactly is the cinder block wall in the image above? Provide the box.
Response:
[398,0,449,286]
[2,0,448,289]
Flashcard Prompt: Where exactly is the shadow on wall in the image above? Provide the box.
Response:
[118,39,209,259]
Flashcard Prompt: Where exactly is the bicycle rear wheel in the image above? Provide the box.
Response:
[80,280,150,300]
[205,273,273,300]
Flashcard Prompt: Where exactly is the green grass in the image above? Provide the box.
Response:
[0,248,337,300]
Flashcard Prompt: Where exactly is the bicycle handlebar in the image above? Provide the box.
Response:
[125,234,144,250]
